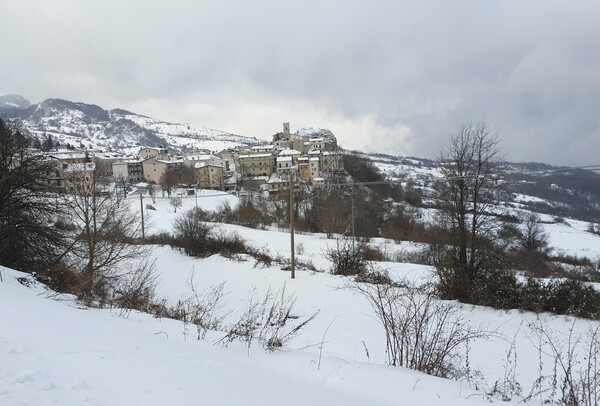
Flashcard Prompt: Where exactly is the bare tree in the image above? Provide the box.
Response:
[170,196,183,213]
[146,181,157,204]
[518,213,550,255]
[164,165,196,189]
[160,170,178,197]
[432,122,504,301]
[512,213,550,273]
[0,118,67,270]
[62,166,147,297]
[174,165,196,187]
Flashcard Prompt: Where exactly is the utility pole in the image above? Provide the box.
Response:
[289,169,296,279]
[351,195,355,250]
[140,192,145,240]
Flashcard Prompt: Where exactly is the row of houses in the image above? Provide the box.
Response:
[108,122,344,193]
[111,148,227,190]
[44,151,119,193]
[42,122,345,194]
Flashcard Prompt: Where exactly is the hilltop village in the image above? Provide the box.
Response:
[42,123,344,195]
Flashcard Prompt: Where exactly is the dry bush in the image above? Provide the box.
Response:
[172,208,216,257]
[351,280,489,378]
[325,237,368,276]
[487,331,523,402]
[247,246,273,267]
[176,278,228,340]
[354,265,393,285]
[213,231,249,258]
[36,264,85,295]
[362,245,385,261]
[528,322,600,406]
[142,280,228,340]
[145,231,174,246]
[112,259,159,314]
[216,198,270,229]
[217,285,317,352]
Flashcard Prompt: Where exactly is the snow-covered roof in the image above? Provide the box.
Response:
[185,154,216,161]
[279,149,301,156]
[63,162,96,172]
[239,154,273,159]
[115,158,143,164]
[251,145,275,150]
[277,156,293,163]
[50,153,88,160]
[157,158,184,164]
[95,152,124,159]
[194,162,223,169]
[267,173,287,184]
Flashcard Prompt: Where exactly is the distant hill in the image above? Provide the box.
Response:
[0,94,32,114]
[2,95,260,154]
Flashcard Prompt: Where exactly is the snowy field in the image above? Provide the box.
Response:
[2,191,600,405]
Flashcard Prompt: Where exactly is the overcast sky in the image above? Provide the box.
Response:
[2,0,599,165]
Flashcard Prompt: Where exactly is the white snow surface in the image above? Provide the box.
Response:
[3,192,600,405]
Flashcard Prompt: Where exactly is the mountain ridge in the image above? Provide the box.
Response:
[3,95,260,154]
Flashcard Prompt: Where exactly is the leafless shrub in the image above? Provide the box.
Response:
[487,330,523,401]
[351,280,489,378]
[178,277,228,340]
[36,264,85,295]
[248,246,273,267]
[325,237,368,276]
[112,259,159,315]
[172,208,216,257]
[354,264,393,285]
[214,230,249,258]
[217,285,317,352]
[274,252,319,273]
[392,247,430,265]
[296,257,319,273]
[528,322,600,406]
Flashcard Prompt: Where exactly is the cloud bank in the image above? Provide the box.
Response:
[2,0,599,165]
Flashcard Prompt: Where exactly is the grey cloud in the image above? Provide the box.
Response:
[2,0,600,165]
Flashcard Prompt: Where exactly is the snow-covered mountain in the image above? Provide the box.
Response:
[0,94,32,113]
[5,96,260,154]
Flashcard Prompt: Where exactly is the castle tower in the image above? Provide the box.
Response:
[283,122,290,138]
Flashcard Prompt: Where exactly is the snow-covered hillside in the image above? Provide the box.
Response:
[3,193,600,405]
[7,96,259,154]
[0,265,502,406]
